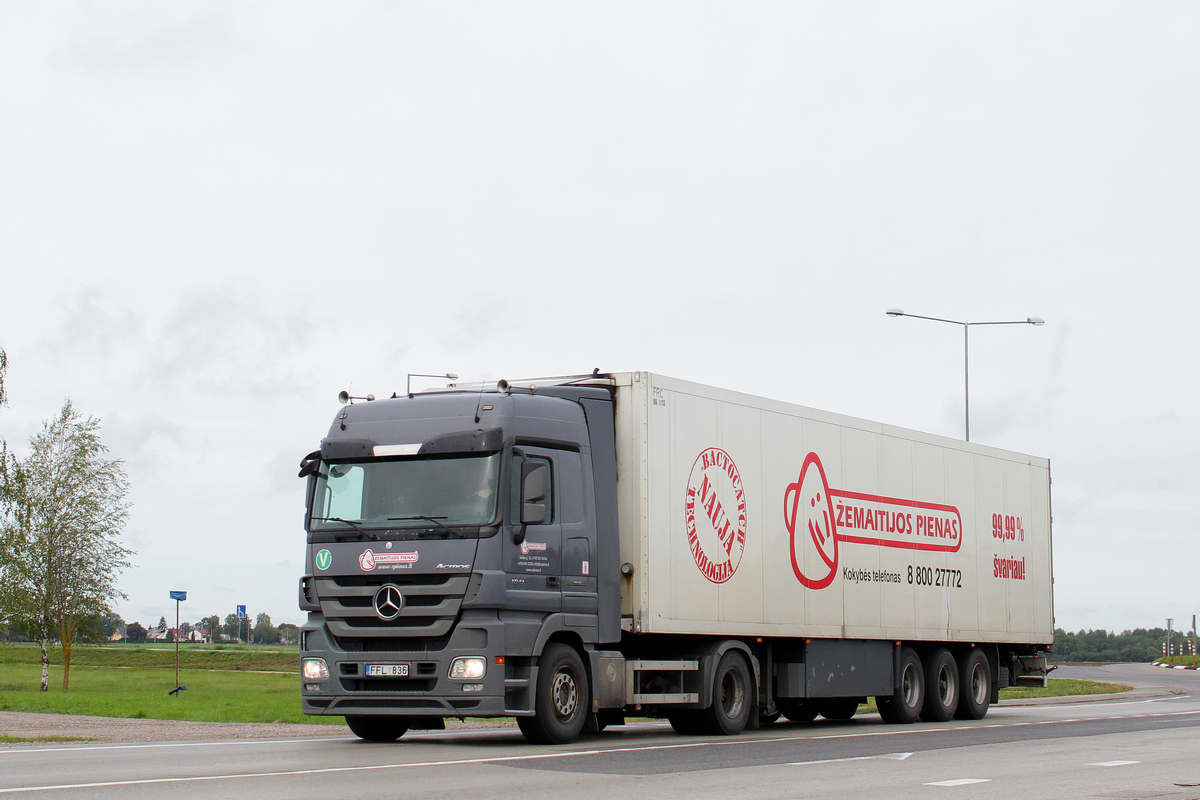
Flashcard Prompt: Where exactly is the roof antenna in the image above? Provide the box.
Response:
[474,378,486,424]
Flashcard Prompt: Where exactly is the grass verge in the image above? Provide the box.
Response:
[0,664,340,725]
[997,677,1131,700]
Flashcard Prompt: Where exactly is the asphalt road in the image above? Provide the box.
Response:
[2,664,1197,800]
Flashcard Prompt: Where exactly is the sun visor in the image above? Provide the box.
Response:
[319,438,377,460]
[418,428,504,455]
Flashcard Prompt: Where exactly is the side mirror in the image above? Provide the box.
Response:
[297,451,321,478]
[520,462,548,525]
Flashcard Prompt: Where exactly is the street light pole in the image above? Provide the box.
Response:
[886,310,1045,441]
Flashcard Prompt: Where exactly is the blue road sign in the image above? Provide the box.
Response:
[170,591,187,601]
[236,605,246,618]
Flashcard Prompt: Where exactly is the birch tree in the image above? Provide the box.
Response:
[0,399,133,691]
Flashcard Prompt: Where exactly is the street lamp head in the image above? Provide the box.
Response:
[886,308,905,317]
[1027,317,1045,326]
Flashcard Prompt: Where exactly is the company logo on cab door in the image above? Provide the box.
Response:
[358,549,418,571]
[684,448,747,584]
[784,452,962,590]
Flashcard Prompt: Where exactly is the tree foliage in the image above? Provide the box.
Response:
[0,399,133,690]
[1052,627,1186,662]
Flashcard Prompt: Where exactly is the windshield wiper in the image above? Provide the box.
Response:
[387,515,461,536]
[311,517,378,541]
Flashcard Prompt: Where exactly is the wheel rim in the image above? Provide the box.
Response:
[720,667,746,719]
[900,662,920,708]
[970,663,987,705]
[551,669,579,721]
[938,663,956,706]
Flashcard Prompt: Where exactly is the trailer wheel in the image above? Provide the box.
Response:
[345,715,409,742]
[954,649,991,720]
[517,643,590,744]
[688,650,752,735]
[778,698,821,723]
[819,698,859,721]
[876,647,923,724]
[920,648,959,722]
[667,711,705,735]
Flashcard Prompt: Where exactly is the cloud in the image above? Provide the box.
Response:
[62,12,236,72]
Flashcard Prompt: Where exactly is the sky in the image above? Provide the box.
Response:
[1,2,1197,635]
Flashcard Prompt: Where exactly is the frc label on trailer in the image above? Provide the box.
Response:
[684,448,747,584]
[784,452,963,590]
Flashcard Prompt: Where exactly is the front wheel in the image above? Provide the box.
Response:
[518,643,590,744]
[346,715,409,742]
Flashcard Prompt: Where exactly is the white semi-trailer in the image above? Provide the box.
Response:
[298,372,1052,744]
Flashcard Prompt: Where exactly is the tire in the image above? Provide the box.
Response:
[876,647,923,724]
[517,643,590,744]
[778,698,821,723]
[819,697,859,721]
[954,649,992,720]
[345,715,409,742]
[920,648,959,722]
[687,651,752,735]
[668,711,706,735]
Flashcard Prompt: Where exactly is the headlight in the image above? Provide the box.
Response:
[449,657,486,679]
[302,658,330,680]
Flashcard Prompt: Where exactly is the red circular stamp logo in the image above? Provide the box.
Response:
[684,448,747,584]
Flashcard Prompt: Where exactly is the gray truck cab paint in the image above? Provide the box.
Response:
[298,386,620,722]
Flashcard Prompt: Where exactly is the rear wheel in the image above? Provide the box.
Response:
[954,649,992,720]
[819,697,860,721]
[876,647,923,724]
[778,698,821,723]
[345,715,409,742]
[518,643,590,744]
[920,648,959,722]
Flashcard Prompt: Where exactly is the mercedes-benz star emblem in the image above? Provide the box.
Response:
[372,585,404,621]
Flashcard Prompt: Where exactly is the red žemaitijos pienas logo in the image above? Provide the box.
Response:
[784,452,962,590]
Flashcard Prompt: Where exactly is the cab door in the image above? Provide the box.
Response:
[505,447,562,612]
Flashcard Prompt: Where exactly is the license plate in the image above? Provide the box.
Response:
[364,663,409,677]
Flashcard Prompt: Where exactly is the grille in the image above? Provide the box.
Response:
[316,574,469,639]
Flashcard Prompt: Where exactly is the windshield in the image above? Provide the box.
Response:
[311,453,500,531]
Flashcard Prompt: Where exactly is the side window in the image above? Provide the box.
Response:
[325,465,365,520]
[510,455,553,525]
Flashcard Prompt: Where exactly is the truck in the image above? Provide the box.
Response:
[297,371,1053,744]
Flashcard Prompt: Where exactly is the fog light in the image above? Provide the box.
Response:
[305,683,322,692]
[462,683,483,692]
[302,658,330,680]
[449,657,486,679]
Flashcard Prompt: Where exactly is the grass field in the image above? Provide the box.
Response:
[0,644,1130,725]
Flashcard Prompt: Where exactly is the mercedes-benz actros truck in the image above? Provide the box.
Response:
[298,371,1052,744]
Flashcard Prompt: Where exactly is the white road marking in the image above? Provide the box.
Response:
[788,752,913,766]
[925,779,991,786]
[1,708,1197,792]
[0,737,351,756]
[1087,760,1141,767]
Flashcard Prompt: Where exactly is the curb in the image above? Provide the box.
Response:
[997,687,1163,707]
